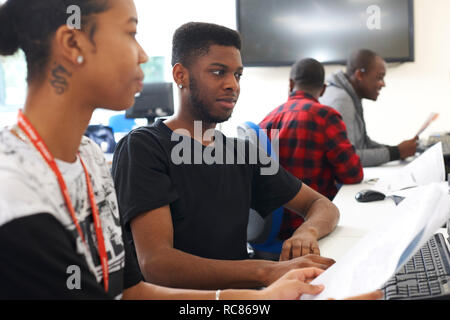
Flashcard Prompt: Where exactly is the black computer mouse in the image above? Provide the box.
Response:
[355,189,386,202]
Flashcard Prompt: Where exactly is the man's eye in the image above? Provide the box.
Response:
[235,73,243,80]
[212,70,225,76]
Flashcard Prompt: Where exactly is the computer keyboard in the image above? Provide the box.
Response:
[444,141,450,155]
[381,233,450,300]
[427,135,450,155]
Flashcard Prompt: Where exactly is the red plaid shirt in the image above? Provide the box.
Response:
[260,91,363,239]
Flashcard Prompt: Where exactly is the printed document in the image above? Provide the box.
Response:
[301,182,450,300]
[373,142,445,194]
[415,112,439,137]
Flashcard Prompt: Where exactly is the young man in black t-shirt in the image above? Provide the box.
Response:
[0,3,340,301]
[112,22,340,290]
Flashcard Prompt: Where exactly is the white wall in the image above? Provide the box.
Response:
[360,0,450,144]
[3,0,449,143]
[223,0,450,143]
[91,0,238,125]
[131,0,450,143]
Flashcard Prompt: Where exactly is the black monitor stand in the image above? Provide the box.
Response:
[145,116,170,126]
[126,82,174,125]
[146,117,157,126]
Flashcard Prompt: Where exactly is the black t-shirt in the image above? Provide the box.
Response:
[0,213,142,299]
[112,120,302,260]
[0,131,142,299]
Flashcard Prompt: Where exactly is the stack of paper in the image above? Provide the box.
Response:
[373,142,445,194]
[301,182,450,300]
[415,112,439,137]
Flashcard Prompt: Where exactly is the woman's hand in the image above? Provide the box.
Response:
[259,268,325,300]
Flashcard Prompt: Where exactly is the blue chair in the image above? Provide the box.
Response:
[237,121,283,261]
[84,125,116,153]
[0,61,6,106]
[108,113,136,136]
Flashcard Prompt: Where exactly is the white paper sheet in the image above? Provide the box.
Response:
[301,182,450,300]
[373,142,445,194]
[415,112,439,137]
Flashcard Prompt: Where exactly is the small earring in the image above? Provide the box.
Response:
[77,56,84,64]
[178,84,183,89]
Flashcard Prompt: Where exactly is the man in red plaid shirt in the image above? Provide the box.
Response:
[260,58,363,240]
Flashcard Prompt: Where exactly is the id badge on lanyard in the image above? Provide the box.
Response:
[17,110,109,292]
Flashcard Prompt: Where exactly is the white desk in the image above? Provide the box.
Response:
[319,161,449,261]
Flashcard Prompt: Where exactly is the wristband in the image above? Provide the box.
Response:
[388,146,401,161]
[215,289,221,300]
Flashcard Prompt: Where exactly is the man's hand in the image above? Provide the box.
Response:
[397,137,418,159]
[280,227,320,261]
[283,185,339,260]
[263,254,335,286]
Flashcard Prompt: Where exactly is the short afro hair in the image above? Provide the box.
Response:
[290,58,325,91]
[171,22,241,68]
[346,49,380,77]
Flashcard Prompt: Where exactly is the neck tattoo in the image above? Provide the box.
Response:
[50,63,72,95]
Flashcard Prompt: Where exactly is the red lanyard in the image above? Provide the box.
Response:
[17,110,109,292]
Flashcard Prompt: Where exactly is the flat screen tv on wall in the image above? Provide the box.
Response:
[236,0,414,66]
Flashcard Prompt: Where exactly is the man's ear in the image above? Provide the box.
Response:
[173,63,189,89]
[52,25,87,67]
[354,68,366,82]
[319,84,327,97]
[289,79,295,93]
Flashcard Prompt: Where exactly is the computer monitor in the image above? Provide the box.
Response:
[0,62,6,106]
[447,218,449,238]
[237,0,414,66]
[126,82,174,124]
